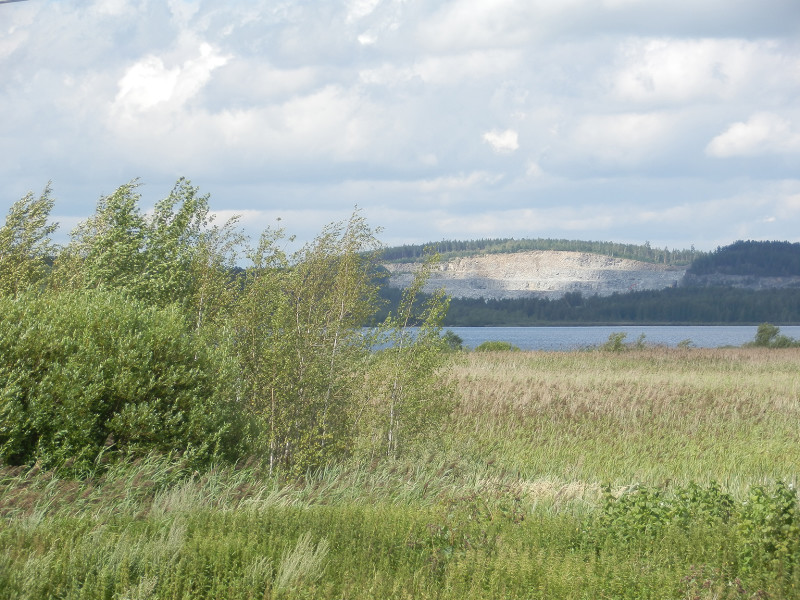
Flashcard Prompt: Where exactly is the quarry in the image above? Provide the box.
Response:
[383,251,687,300]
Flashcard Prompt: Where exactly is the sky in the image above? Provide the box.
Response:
[1,0,799,251]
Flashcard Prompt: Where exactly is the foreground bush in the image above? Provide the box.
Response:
[0,289,243,473]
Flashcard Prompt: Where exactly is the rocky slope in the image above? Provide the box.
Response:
[384,251,686,300]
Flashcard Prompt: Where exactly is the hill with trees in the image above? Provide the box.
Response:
[381,238,700,266]
[687,240,800,277]
[378,239,800,325]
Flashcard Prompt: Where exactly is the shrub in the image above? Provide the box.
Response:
[474,340,521,352]
[601,332,627,352]
[0,289,244,473]
[441,330,464,351]
[750,323,799,348]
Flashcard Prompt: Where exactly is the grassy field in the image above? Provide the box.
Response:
[2,347,800,599]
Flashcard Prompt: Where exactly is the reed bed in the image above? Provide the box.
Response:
[2,347,799,599]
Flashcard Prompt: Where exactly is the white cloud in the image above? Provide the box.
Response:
[568,112,676,165]
[610,38,797,106]
[113,43,229,116]
[483,129,519,154]
[706,112,800,157]
[419,171,504,192]
[347,0,381,24]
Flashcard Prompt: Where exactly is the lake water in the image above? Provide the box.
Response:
[446,325,800,351]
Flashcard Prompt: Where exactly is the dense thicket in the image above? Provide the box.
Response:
[0,180,452,475]
[382,237,699,266]
[687,240,800,276]
[0,290,243,472]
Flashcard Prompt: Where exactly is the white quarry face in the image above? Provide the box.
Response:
[383,251,687,300]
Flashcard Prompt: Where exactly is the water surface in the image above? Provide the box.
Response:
[446,325,800,351]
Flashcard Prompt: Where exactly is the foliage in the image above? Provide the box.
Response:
[0,179,456,475]
[0,289,243,474]
[737,481,800,584]
[360,254,454,459]
[592,482,735,546]
[0,184,57,296]
[441,330,464,351]
[235,213,388,473]
[602,332,628,352]
[382,236,699,266]
[688,239,800,277]
[2,349,800,598]
[53,178,243,330]
[440,286,800,325]
[748,323,800,348]
[473,340,521,352]
[600,332,646,351]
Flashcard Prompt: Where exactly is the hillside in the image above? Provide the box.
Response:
[383,239,800,302]
[384,250,686,300]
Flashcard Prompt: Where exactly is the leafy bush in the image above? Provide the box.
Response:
[441,330,464,351]
[474,341,521,352]
[0,180,456,475]
[601,332,627,352]
[593,482,735,546]
[600,332,646,351]
[749,323,799,348]
[737,481,800,583]
[0,289,244,473]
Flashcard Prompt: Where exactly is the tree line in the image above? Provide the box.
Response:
[381,237,700,266]
[687,240,800,277]
[0,179,454,476]
[373,286,800,326]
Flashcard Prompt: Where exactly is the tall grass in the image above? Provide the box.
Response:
[2,348,799,599]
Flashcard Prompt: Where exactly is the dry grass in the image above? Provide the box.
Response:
[446,347,800,493]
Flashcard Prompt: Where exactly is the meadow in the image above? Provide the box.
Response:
[2,347,799,599]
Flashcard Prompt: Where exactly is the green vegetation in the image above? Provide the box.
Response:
[688,240,800,277]
[441,286,800,325]
[474,340,521,352]
[382,237,699,266]
[599,331,647,351]
[746,323,800,348]
[0,179,452,476]
[3,348,800,598]
[3,182,800,598]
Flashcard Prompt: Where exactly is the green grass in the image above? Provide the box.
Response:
[2,348,800,598]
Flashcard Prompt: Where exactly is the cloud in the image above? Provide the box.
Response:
[483,129,519,154]
[567,112,677,166]
[113,43,229,115]
[2,0,800,251]
[706,112,800,157]
[611,38,779,105]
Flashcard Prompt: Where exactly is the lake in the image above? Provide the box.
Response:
[445,325,800,351]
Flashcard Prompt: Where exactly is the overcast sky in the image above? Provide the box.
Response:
[2,0,799,250]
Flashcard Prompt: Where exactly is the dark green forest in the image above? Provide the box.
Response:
[443,287,800,325]
[688,240,800,277]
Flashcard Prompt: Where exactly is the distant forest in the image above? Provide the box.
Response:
[687,240,800,277]
[381,238,701,266]
[444,287,800,326]
[378,239,800,325]
[376,286,800,326]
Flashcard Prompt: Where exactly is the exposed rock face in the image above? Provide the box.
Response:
[383,251,686,300]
